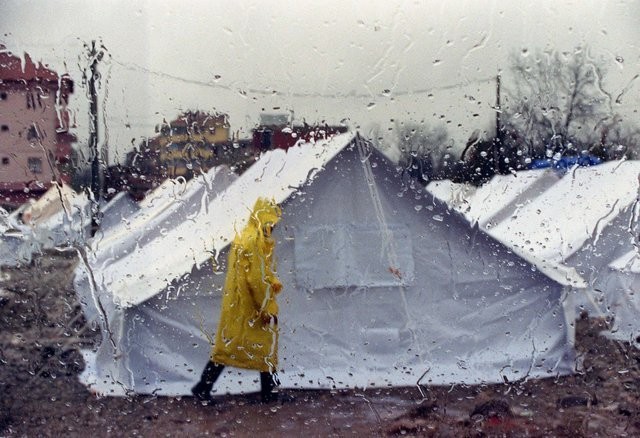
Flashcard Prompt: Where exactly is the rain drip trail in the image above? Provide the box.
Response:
[354,393,382,426]
[100,59,113,165]
[615,73,640,104]
[75,246,118,352]
[195,306,215,348]
[591,199,619,248]
[629,177,640,247]
[35,137,71,222]
[355,135,414,334]
[356,136,399,273]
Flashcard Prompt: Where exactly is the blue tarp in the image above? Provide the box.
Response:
[529,155,602,170]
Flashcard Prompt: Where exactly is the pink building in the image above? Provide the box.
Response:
[0,45,75,207]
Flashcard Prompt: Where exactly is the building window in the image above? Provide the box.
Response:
[27,157,42,174]
[27,125,40,141]
[261,130,272,150]
[1,157,9,165]
[0,92,7,100]
[0,125,8,132]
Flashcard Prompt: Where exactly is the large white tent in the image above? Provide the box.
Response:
[428,161,640,344]
[75,133,574,397]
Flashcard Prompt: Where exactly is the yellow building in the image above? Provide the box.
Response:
[150,111,231,178]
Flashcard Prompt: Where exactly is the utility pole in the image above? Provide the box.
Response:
[493,73,502,174]
[84,40,105,236]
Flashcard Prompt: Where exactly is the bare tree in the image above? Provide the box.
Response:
[502,48,612,160]
[396,122,454,183]
[459,129,504,185]
[592,115,640,160]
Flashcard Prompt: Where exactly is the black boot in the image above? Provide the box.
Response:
[260,372,278,403]
[192,361,224,402]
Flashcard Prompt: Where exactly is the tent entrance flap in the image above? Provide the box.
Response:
[294,223,415,289]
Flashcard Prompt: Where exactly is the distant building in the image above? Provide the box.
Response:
[108,111,254,199]
[107,111,349,201]
[0,45,75,207]
[149,110,231,177]
[252,113,348,151]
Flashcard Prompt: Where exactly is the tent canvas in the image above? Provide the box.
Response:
[0,183,141,267]
[76,133,574,396]
[99,191,140,232]
[428,161,640,344]
[602,250,640,344]
[0,205,36,267]
[0,184,91,267]
[77,164,238,323]
[426,167,562,230]
[21,182,92,247]
[427,169,585,287]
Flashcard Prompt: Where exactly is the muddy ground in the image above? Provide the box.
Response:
[1,252,639,437]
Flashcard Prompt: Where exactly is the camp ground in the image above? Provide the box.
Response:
[74,132,574,397]
[427,161,640,345]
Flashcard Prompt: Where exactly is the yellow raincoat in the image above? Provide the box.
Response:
[211,198,283,372]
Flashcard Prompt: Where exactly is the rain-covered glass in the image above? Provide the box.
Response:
[1,1,639,435]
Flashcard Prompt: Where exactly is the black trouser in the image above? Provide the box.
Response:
[194,360,277,400]
[198,361,225,388]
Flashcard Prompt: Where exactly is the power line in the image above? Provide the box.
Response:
[109,57,495,99]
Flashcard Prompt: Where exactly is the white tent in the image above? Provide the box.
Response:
[428,161,640,342]
[0,204,36,267]
[75,133,574,396]
[99,191,140,232]
[0,168,237,270]
[601,250,640,345]
[0,183,91,267]
[77,165,238,323]
[0,183,141,267]
[0,207,8,232]
[427,169,586,287]
[20,182,92,247]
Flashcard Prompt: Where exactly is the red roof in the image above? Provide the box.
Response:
[0,44,60,82]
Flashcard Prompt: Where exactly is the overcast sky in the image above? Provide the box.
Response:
[2,0,639,162]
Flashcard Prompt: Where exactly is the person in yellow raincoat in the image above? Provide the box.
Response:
[192,198,283,403]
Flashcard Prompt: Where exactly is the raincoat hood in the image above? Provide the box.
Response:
[248,198,281,237]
